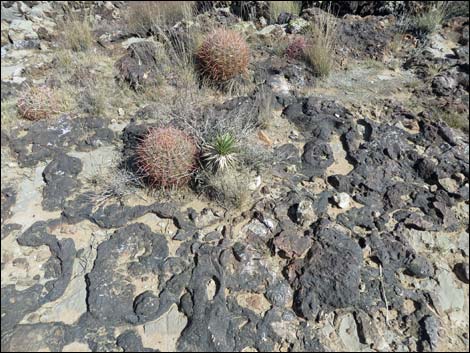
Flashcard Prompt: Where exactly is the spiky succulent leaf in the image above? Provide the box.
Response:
[202,133,239,172]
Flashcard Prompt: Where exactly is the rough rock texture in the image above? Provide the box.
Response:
[1,1,469,352]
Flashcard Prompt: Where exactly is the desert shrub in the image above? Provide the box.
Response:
[196,29,250,82]
[127,1,195,36]
[78,86,106,116]
[408,2,447,36]
[85,161,144,205]
[61,18,93,52]
[427,106,470,134]
[304,8,337,77]
[444,1,469,19]
[202,133,239,172]
[269,1,301,23]
[201,168,252,208]
[17,85,60,121]
[285,35,307,60]
[137,127,199,188]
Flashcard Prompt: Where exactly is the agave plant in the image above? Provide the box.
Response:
[202,133,239,172]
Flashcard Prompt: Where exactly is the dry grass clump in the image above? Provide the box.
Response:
[408,2,447,36]
[127,1,195,36]
[78,85,106,116]
[196,28,250,82]
[85,163,145,206]
[17,85,61,121]
[60,18,93,52]
[201,168,253,209]
[269,1,301,23]
[304,8,337,77]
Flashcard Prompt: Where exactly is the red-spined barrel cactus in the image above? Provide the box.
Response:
[137,127,198,188]
[196,29,249,82]
[285,36,307,60]
[17,85,60,121]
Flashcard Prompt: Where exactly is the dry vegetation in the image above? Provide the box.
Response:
[59,16,93,51]
[268,1,301,22]
[304,8,337,77]
[408,2,447,36]
[126,1,195,36]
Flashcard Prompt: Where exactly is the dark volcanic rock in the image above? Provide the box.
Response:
[86,223,169,326]
[8,116,113,167]
[301,141,334,177]
[273,230,313,258]
[117,330,156,352]
[453,262,470,284]
[292,220,362,319]
[1,322,72,352]
[42,153,82,211]
[115,41,166,90]
[231,1,270,21]
[2,221,75,332]
[133,291,161,322]
[336,14,398,60]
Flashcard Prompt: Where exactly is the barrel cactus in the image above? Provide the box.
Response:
[196,28,249,82]
[136,127,198,188]
[285,36,307,60]
[17,85,60,121]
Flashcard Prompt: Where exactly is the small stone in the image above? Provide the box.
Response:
[285,164,297,173]
[287,17,309,34]
[289,130,299,140]
[334,192,351,209]
[458,232,469,257]
[258,130,273,145]
[434,269,465,314]
[266,281,293,307]
[194,208,220,228]
[118,108,124,116]
[419,315,440,351]
[438,177,459,194]
[338,313,362,351]
[273,230,313,258]
[296,200,317,226]
[453,263,469,284]
[242,219,269,239]
[248,175,262,190]
[405,256,434,278]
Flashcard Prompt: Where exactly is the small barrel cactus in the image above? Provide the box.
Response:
[285,36,307,60]
[17,85,60,121]
[137,127,198,188]
[196,28,249,82]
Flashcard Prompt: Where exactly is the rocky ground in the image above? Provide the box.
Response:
[1,1,469,352]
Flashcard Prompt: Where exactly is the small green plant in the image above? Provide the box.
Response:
[304,8,337,77]
[61,18,93,52]
[408,2,447,36]
[137,127,199,188]
[17,85,60,121]
[269,1,301,23]
[196,29,250,82]
[202,133,239,172]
